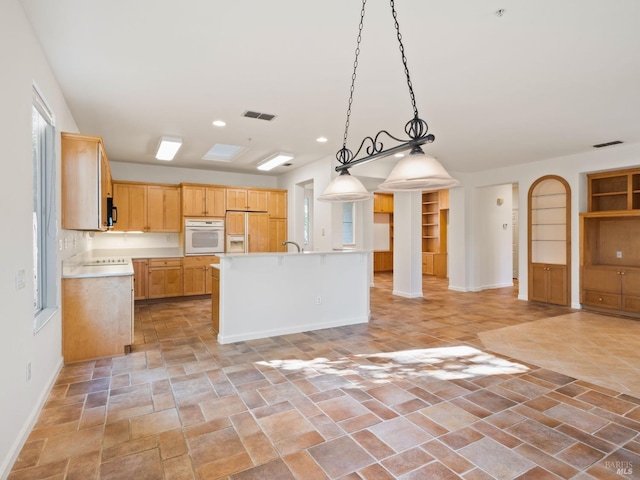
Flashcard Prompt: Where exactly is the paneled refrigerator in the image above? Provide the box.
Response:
[225,211,270,253]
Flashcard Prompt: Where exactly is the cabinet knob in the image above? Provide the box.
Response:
[598,297,603,302]
[621,271,626,275]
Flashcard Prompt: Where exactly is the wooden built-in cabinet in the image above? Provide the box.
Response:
[112,182,180,232]
[581,170,640,317]
[182,184,226,217]
[227,188,268,211]
[183,255,220,296]
[268,190,288,252]
[61,132,113,231]
[373,193,394,272]
[422,190,449,278]
[147,258,183,298]
[528,175,571,306]
[248,213,270,252]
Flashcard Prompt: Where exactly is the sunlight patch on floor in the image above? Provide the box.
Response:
[257,346,529,383]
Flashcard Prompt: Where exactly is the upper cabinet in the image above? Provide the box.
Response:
[227,188,268,211]
[373,193,393,213]
[588,169,640,213]
[112,182,180,232]
[61,132,112,230]
[268,190,287,218]
[182,184,226,217]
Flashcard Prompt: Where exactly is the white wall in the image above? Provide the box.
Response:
[0,0,87,476]
[448,141,640,308]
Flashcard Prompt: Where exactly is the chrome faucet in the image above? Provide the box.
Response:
[282,241,302,253]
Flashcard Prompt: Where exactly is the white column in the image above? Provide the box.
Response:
[392,191,423,298]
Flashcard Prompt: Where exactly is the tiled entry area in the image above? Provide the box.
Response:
[9,274,640,479]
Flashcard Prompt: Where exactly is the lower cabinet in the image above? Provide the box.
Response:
[62,275,133,364]
[582,265,640,313]
[133,259,148,300]
[530,263,567,306]
[374,251,393,272]
[183,255,220,296]
[148,258,183,298]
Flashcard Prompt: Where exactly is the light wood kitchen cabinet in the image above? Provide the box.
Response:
[147,185,181,232]
[374,251,393,272]
[113,183,147,231]
[183,255,220,296]
[147,258,183,298]
[269,218,287,252]
[588,168,640,212]
[133,259,148,300]
[226,211,246,235]
[422,190,449,278]
[182,184,226,217]
[582,266,640,311]
[61,132,113,231]
[227,188,268,211]
[248,213,270,252]
[112,182,180,232]
[268,190,287,218]
[373,193,393,213]
[62,275,133,364]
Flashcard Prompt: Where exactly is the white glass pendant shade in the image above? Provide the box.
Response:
[318,170,373,202]
[378,148,460,191]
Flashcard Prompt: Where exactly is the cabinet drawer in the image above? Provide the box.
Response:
[149,258,182,268]
[582,291,621,309]
[182,255,219,266]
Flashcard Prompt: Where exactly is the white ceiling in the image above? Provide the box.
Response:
[20,0,640,177]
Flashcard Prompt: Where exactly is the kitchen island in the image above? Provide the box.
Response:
[212,250,370,344]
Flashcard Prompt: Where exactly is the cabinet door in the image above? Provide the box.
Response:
[163,186,181,231]
[113,183,147,232]
[548,265,568,306]
[133,259,148,300]
[182,186,206,216]
[422,253,434,275]
[530,264,549,302]
[147,186,181,232]
[226,212,245,235]
[226,188,248,210]
[582,267,620,294]
[148,267,183,298]
[247,189,268,211]
[269,218,287,252]
[205,187,226,217]
[248,213,270,252]
[183,265,207,296]
[268,191,287,218]
[621,269,640,296]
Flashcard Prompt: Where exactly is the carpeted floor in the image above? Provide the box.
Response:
[479,311,640,398]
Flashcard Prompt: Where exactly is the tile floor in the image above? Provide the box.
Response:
[8,274,640,479]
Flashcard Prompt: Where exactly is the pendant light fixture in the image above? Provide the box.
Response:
[318,0,459,202]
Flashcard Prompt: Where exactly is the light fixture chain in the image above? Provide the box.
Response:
[390,0,419,119]
[342,0,367,149]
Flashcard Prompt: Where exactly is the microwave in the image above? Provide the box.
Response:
[184,219,225,255]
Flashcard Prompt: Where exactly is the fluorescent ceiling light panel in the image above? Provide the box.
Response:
[202,143,244,162]
[257,152,294,171]
[155,136,182,161]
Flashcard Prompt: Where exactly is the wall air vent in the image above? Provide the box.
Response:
[242,110,277,121]
[593,140,623,148]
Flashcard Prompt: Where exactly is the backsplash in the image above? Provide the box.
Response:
[91,232,180,250]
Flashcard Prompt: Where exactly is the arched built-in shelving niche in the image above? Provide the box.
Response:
[528,175,571,306]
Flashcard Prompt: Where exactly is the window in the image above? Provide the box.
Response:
[303,197,310,247]
[32,87,57,332]
[342,202,355,245]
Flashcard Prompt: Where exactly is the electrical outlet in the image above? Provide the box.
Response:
[617,251,623,258]
[316,296,322,305]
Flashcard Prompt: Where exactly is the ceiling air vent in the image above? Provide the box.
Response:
[593,140,623,148]
[243,110,277,121]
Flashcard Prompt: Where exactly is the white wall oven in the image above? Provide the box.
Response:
[184,219,225,255]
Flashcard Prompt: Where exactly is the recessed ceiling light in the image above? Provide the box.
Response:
[212,120,226,127]
[257,152,294,171]
[316,137,328,143]
[155,137,182,161]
